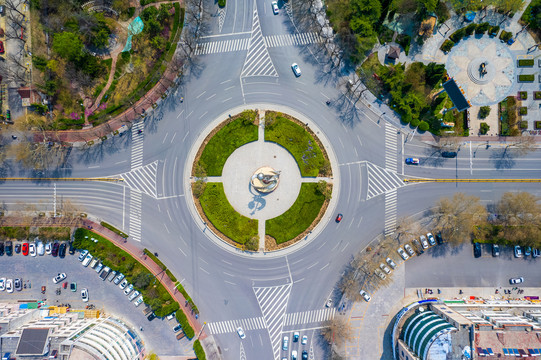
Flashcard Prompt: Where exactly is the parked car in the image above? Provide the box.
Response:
[133,296,144,307]
[78,249,88,261]
[6,279,13,293]
[405,158,419,165]
[14,278,22,291]
[404,244,415,257]
[510,277,524,284]
[533,249,540,258]
[386,257,397,269]
[114,273,125,285]
[68,242,75,255]
[291,63,301,77]
[271,1,279,14]
[380,263,391,274]
[420,235,428,249]
[291,350,297,360]
[14,243,20,254]
[119,279,128,290]
[29,243,36,257]
[59,243,66,258]
[514,245,523,258]
[95,262,104,274]
[81,288,89,302]
[397,247,409,260]
[301,335,307,345]
[82,254,93,267]
[360,290,371,302]
[89,258,99,268]
[124,284,134,296]
[0,242,4,256]
[100,267,111,280]
[37,241,44,256]
[147,312,156,321]
[129,290,140,301]
[0,41,4,55]
[473,243,481,258]
[283,336,289,350]
[492,244,500,257]
[302,350,308,360]
[0,278,5,291]
[441,151,457,158]
[46,243,52,255]
[374,269,386,280]
[107,270,117,282]
[293,332,299,342]
[237,327,246,339]
[52,273,67,284]
[51,242,59,257]
[524,246,532,257]
[435,233,444,245]
[70,282,77,292]
[5,242,12,256]
[427,233,436,246]
[173,324,182,332]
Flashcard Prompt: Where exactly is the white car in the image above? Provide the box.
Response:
[133,296,144,307]
[53,273,67,284]
[380,263,391,274]
[6,279,13,293]
[81,288,89,302]
[37,241,44,256]
[237,326,246,339]
[386,257,397,269]
[301,335,307,345]
[325,298,332,307]
[360,290,371,302]
[514,245,523,258]
[374,269,386,280]
[123,283,133,295]
[129,290,140,301]
[29,243,36,256]
[405,244,415,257]
[291,63,301,77]
[82,254,93,267]
[0,278,5,291]
[78,249,88,261]
[510,277,524,284]
[420,235,428,249]
[271,1,279,14]
[291,350,298,360]
[282,336,289,350]
[45,242,52,255]
[397,247,409,260]
[427,233,436,246]
[119,279,128,290]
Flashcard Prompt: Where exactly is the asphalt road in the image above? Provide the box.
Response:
[0,0,540,358]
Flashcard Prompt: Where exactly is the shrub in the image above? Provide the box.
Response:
[519,91,527,100]
[520,120,528,129]
[194,340,206,360]
[465,23,477,36]
[0,227,29,240]
[518,74,535,82]
[127,7,135,18]
[32,56,48,71]
[176,282,198,314]
[535,121,541,129]
[519,107,528,115]
[418,121,429,131]
[535,92,541,100]
[518,59,534,67]
[218,0,226,6]
[410,118,420,127]
[401,113,412,124]
[475,22,490,34]
[100,221,128,238]
[488,25,500,35]
[499,30,512,42]
[175,310,195,339]
[440,39,455,52]
[480,122,490,134]
[450,28,466,43]
[397,34,411,55]
[479,106,491,119]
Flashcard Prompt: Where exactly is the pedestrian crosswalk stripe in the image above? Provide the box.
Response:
[366,162,404,200]
[385,189,397,236]
[385,124,398,173]
[131,121,144,170]
[120,160,158,198]
[129,190,142,242]
[207,316,266,334]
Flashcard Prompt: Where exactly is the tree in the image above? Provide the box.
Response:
[133,272,151,289]
[495,192,541,245]
[432,193,487,244]
[479,106,491,119]
[320,318,354,345]
[505,135,536,156]
[52,32,83,61]
[317,180,332,200]
[495,0,524,15]
[480,122,490,135]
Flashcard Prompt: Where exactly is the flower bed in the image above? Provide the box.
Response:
[518,74,535,82]
[518,59,535,67]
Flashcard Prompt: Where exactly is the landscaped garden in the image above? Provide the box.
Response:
[499,96,519,136]
[0,226,71,240]
[264,111,330,177]
[196,110,258,176]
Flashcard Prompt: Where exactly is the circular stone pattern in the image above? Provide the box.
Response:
[222,141,302,219]
[467,57,495,85]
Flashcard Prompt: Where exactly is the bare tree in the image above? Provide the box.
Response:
[495,192,541,245]
[320,318,354,346]
[505,135,536,156]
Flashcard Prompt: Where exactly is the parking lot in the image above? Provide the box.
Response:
[405,241,541,288]
[0,245,194,357]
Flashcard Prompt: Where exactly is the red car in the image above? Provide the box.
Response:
[0,41,4,54]
[22,243,29,256]
[335,213,343,223]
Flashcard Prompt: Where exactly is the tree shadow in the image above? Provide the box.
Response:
[489,148,516,170]
[419,146,446,167]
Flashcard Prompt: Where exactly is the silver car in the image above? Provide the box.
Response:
[386,257,397,269]
[123,284,134,296]
[420,235,428,249]
[380,263,391,274]
[405,244,415,256]
[397,247,409,260]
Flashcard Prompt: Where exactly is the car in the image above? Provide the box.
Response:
[507,37,515,45]
[78,249,88,261]
[100,267,111,280]
[405,158,419,165]
[435,233,443,245]
[441,151,457,158]
[14,244,21,254]
[420,235,428,249]
[325,298,332,307]
[114,273,125,285]
[473,242,481,258]
[360,289,371,302]
[124,284,134,296]
[81,288,89,302]
[271,1,279,14]
[302,350,308,360]
[22,243,29,256]
[282,336,289,350]
[237,327,246,339]
[70,282,77,292]
[291,350,298,360]
[52,242,59,257]
[380,263,391,274]
[37,241,44,256]
[533,249,540,258]
[510,277,524,284]
[301,335,307,345]
[0,278,5,291]
[291,63,301,77]
[59,243,66,258]
[397,247,409,260]
[82,254,93,267]
[95,262,104,274]
[29,243,36,257]
[52,273,67,284]
[119,279,128,290]
[68,242,75,255]
[5,242,12,256]
[514,245,522,258]
[173,324,182,332]
[524,247,532,257]
[427,233,436,246]
[89,258,99,268]
[6,279,13,293]
[404,244,415,257]
[107,270,117,282]
[335,213,343,223]
[492,244,500,257]
[129,290,140,301]
[374,269,386,280]
[147,312,156,321]
[46,243,52,255]
[0,243,4,256]
[14,278,22,291]
[0,41,4,55]
[293,332,299,342]
[133,296,144,307]
[386,257,397,269]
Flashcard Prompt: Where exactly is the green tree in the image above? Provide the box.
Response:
[421,0,437,12]
[132,272,151,289]
[495,0,524,14]
[480,122,490,134]
[479,106,491,119]
[52,32,83,61]
[351,0,382,19]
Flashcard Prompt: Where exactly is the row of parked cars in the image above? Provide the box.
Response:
[77,250,144,307]
[0,240,74,258]
[473,243,541,258]
[0,278,23,292]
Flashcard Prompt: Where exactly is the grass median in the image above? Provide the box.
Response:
[266,183,325,244]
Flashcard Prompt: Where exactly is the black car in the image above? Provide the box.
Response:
[302,350,308,360]
[147,312,156,321]
[0,242,4,256]
[14,278,22,291]
[435,233,443,245]
[59,243,66,258]
[442,151,457,158]
[68,241,75,255]
[492,244,500,257]
[5,241,12,256]
[52,242,59,257]
[14,243,21,254]
[473,242,482,258]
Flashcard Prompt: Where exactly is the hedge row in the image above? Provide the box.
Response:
[100,221,128,238]
[143,249,178,282]
[194,340,206,360]
[518,59,534,67]
[176,282,199,314]
[175,308,195,339]
[518,74,535,82]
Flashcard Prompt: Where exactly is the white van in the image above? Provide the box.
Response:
[82,254,93,267]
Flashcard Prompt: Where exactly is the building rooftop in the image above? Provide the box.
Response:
[442,78,471,112]
[16,328,50,355]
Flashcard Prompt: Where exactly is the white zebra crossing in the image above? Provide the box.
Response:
[366,162,404,200]
[384,189,397,236]
[264,33,323,47]
[120,161,158,198]
[207,316,266,334]
[131,121,144,170]
[195,38,250,55]
[385,124,398,173]
[283,307,335,326]
[129,191,142,242]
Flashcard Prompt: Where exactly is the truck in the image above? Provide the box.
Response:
[99,267,110,280]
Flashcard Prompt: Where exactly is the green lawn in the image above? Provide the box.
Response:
[264,112,326,177]
[198,110,258,176]
[266,183,325,244]
[199,183,258,244]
